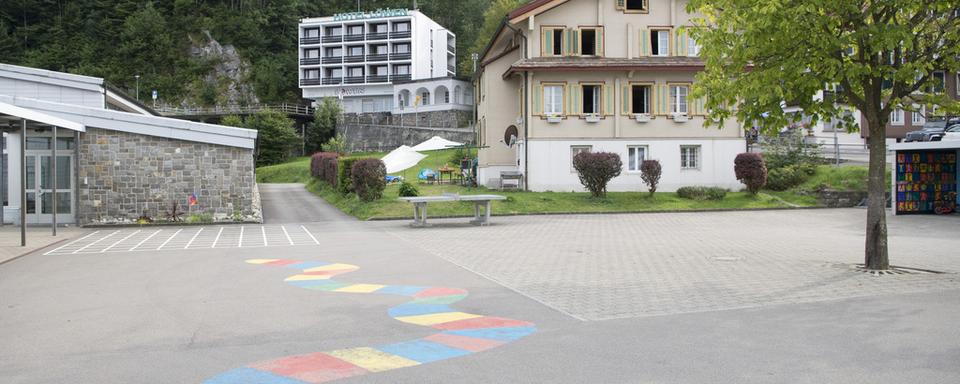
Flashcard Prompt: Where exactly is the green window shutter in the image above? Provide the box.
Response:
[562,29,570,56]
[604,83,615,116]
[621,84,631,115]
[616,0,625,9]
[533,84,543,115]
[569,84,581,116]
[571,29,581,56]
[640,28,649,56]
[543,29,553,57]
[659,85,669,114]
[596,28,604,56]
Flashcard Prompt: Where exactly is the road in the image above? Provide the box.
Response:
[260,183,354,224]
[0,187,957,383]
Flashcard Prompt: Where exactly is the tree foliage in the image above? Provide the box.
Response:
[225,110,299,167]
[640,159,662,197]
[734,153,767,195]
[307,97,341,154]
[687,0,960,270]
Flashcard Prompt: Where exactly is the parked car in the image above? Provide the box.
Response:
[941,124,960,141]
[903,117,960,142]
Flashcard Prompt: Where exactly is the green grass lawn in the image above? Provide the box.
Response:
[257,149,829,220]
[797,164,890,192]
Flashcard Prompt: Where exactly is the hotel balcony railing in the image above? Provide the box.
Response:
[390,52,412,60]
[366,54,389,62]
[300,58,322,65]
[300,37,322,45]
[391,74,411,82]
[300,78,323,86]
[344,76,366,84]
[322,77,343,85]
[321,56,343,64]
[343,33,365,42]
[447,44,456,53]
[344,55,365,63]
[447,65,456,73]
[366,32,389,40]
[390,31,412,39]
[367,75,389,83]
[321,35,342,44]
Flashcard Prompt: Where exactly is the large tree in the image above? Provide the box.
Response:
[687,1,960,270]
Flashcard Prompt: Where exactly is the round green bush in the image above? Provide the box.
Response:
[676,186,728,200]
[398,181,419,197]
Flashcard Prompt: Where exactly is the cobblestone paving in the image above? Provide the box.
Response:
[377,209,960,320]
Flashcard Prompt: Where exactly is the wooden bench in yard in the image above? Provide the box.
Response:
[398,194,507,227]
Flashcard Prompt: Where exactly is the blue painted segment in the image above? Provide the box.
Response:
[374,285,426,297]
[377,340,471,364]
[204,368,308,384]
[285,261,330,270]
[387,304,453,318]
[444,326,537,342]
[286,280,347,291]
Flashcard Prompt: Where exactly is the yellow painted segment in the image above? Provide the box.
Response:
[327,347,420,372]
[334,284,386,293]
[246,259,278,265]
[304,263,358,272]
[284,274,332,282]
[394,312,483,326]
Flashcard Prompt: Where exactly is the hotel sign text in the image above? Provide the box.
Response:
[333,8,410,21]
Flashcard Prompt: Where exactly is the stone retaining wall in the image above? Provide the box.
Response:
[77,128,260,225]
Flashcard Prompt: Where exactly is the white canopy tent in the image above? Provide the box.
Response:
[381,146,427,174]
[411,136,463,152]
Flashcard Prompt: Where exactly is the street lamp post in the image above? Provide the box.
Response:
[135,75,141,101]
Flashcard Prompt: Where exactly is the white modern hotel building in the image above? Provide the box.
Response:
[298,9,456,113]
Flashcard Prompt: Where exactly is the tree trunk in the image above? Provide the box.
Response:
[865,120,889,270]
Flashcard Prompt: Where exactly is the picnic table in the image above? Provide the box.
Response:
[398,194,507,227]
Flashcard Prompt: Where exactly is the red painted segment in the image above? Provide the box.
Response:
[249,352,367,383]
[264,259,300,266]
[414,287,467,298]
[423,333,505,352]
[431,316,534,331]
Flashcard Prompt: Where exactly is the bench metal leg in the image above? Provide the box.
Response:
[411,203,431,228]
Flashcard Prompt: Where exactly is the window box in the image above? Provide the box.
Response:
[546,115,563,123]
[585,114,602,123]
[634,114,651,123]
[672,113,689,123]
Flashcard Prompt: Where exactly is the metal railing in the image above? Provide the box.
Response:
[300,78,323,86]
[390,31,411,39]
[367,75,389,83]
[300,37,322,45]
[322,77,343,85]
[321,35,343,44]
[156,103,315,117]
[366,54,389,62]
[366,32,388,40]
[300,58,322,65]
[344,55,365,63]
[391,74,411,82]
[343,34,364,42]
[390,52,411,60]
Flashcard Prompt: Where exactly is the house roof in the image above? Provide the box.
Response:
[0,99,86,132]
[0,95,257,149]
[508,0,568,23]
[0,62,104,93]
[504,56,706,77]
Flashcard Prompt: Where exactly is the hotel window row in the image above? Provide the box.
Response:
[569,144,702,173]
[534,82,704,117]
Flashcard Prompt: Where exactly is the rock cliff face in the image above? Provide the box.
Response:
[187,31,259,106]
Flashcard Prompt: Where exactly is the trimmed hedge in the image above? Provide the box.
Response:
[351,159,387,202]
[337,157,360,195]
[321,156,338,187]
[734,153,767,194]
[676,186,728,201]
[572,151,623,198]
[311,152,338,180]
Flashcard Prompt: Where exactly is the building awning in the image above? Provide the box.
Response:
[0,99,86,132]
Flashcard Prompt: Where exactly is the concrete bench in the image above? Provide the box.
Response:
[398,194,507,227]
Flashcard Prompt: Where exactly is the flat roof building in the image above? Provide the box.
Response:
[298,9,456,114]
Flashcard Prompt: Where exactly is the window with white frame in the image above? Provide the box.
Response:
[890,108,904,125]
[582,84,601,115]
[670,85,689,114]
[680,145,700,169]
[627,146,648,171]
[650,30,670,56]
[571,145,592,171]
[687,35,701,57]
[631,84,650,114]
[912,106,925,125]
[543,84,564,116]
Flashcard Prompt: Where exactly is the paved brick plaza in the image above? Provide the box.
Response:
[379,209,960,320]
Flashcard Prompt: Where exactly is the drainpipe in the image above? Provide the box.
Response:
[504,21,530,190]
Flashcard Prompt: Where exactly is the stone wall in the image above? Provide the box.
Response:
[815,190,892,208]
[337,110,475,152]
[342,110,473,129]
[77,128,260,225]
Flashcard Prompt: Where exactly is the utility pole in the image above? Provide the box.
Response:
[472,53,479,131]
[135,74,141,101]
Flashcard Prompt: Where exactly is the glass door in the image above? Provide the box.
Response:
[24,154,73,224]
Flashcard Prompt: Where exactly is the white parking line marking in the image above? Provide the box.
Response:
[45,231,100,255]
[101,230,141,253]
[281,226,294,245]
[261,226,268,246]
[72,231,120,254]
[185,228,204,249]
[212,227,224,248]
[130,230,162,251]
[239,226,245,247]
[301,225,319,245]
[157,229,183,250]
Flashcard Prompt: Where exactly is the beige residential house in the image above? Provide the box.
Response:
[475,0,745,191]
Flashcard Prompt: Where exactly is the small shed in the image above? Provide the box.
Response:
[890,141,959,215]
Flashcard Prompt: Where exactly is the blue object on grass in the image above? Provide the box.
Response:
[418,168,436,180]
